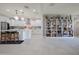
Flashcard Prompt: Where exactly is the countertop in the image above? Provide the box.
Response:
[0,28,32,40]
[0,29,23,32]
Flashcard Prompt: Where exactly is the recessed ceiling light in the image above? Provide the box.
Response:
[19,10,23,12]
[33,9,36,12]
[24,6,29,9]
[49,3,55,6]
[6,9,10,12]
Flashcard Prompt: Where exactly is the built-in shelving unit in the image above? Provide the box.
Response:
[43,15,73,37]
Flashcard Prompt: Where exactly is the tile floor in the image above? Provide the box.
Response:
[0,34,79,55]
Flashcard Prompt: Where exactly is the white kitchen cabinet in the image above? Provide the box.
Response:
[22,29,32,40]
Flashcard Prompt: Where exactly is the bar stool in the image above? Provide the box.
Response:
[1,32,6,41]
[0,33,1,42]
[6,31,11,41]
[10,31,19,43]
[11,32,15,41]
[15,32,19,41]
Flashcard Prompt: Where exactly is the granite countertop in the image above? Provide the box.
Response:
[0,29,23,32]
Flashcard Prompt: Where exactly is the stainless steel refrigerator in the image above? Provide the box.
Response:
[0,22,10,30]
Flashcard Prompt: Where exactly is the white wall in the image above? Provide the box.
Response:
[30,19,42,26]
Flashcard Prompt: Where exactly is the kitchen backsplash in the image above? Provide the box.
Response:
[0,16,26,26]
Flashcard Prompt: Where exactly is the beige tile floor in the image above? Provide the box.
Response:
[0,34,79,55]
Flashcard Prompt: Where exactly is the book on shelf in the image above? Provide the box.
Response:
[44,15,73,37]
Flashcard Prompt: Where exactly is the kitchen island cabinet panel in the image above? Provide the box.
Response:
[0,29,24,44]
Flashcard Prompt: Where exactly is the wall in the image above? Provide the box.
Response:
[30,19,42,26]
[74,15,79,37]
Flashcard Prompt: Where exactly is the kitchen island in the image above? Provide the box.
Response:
[0,29,24,44]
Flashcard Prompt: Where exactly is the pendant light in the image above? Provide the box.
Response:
[14,10,19,20]
[14,9,24,21]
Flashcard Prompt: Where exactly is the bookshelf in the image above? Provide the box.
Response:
[43,15,73,37]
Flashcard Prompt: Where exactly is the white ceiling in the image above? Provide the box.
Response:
[0,3,79,18]
[0,3,42,18]
[42,3,79,14]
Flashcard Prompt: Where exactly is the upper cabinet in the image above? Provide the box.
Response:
[0,16,26,26]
